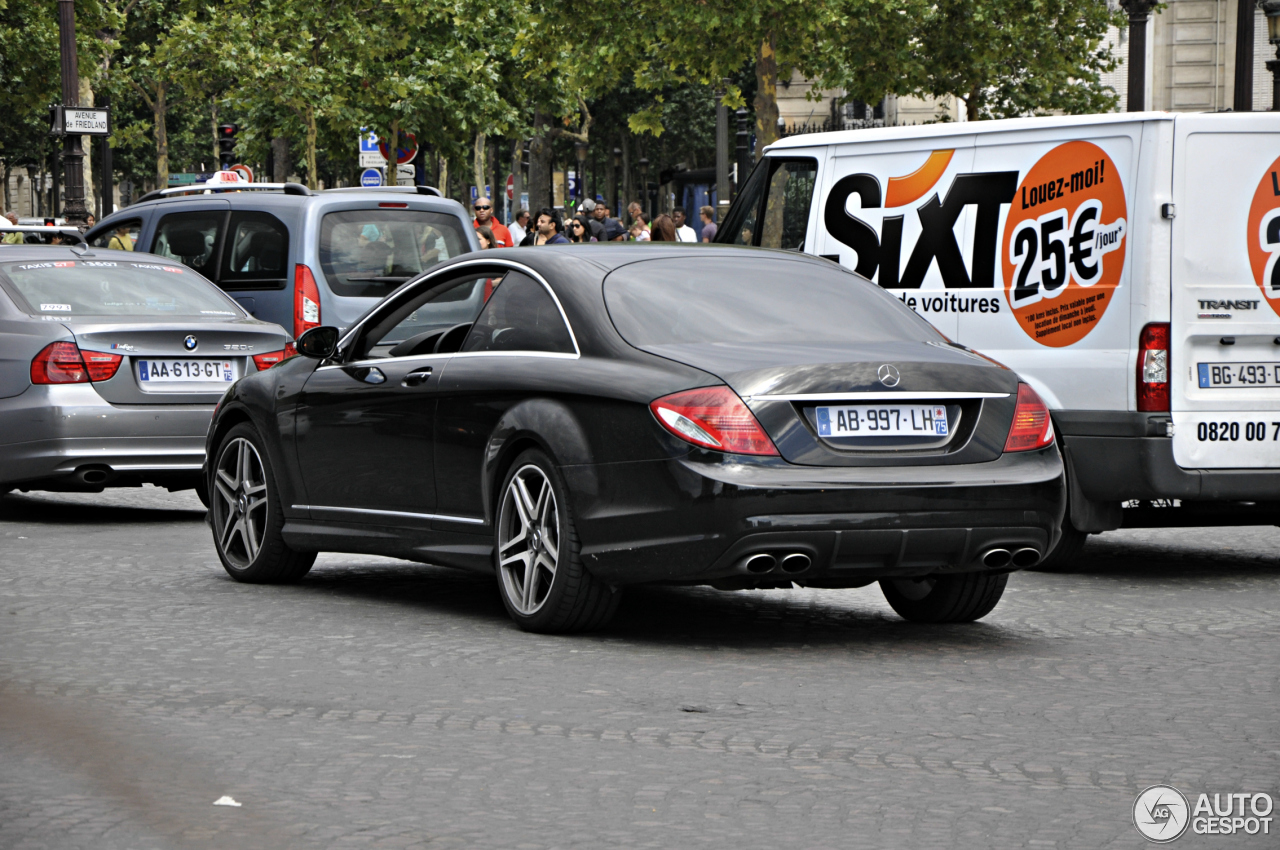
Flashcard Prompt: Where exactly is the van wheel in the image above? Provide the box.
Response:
[880,572,1008,623]
[1029,521,1088,572]
[495,449,621,633]
[211,423,315,583]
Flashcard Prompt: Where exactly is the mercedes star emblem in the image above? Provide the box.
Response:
[877,364,901,387]
[183,335,198,351]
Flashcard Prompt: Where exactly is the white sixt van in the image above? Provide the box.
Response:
[716,112,1280,564]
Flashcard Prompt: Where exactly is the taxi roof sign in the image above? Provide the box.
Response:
[205,170,247,185]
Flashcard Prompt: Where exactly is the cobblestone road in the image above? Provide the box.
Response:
[1,487,1277,849]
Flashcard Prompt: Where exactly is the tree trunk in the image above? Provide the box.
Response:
[80,76,96,216]
[620,131,632,211]
[753,33,779,161]
[966,86,980,121]
[439,157,450,202]
[271,136,290,183]
[304,105,318,190]
[527,112,553,211]
[511,139,524,214]
[2,162,10,212]
[473,132,485,199]
[211,97,219,166]
[154,82,169,189]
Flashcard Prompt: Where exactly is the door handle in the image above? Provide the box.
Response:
[401,366,433,387]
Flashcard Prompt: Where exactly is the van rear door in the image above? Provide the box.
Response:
[1170,113,1280,469]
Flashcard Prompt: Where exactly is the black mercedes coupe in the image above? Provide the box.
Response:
[204,245,1064,632]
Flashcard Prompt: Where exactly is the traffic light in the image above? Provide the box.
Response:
[217,124,238,170]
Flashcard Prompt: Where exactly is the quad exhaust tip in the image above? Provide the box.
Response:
[1011,547,1042,568]
[740,552,812,575]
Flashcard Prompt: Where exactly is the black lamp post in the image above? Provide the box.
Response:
[638,157,650,219]
[734,107,749,200]
[611,147,621,216]
[1119,0,1158,112]
[574,141,588,210]
[1261,0,1280,111]
[56,0,89,227]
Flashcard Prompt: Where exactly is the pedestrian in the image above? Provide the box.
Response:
[475,225,496,249]
[699,206,718,242]
[472,196,513,247]
[1,212,21,245]
[531,208,569,245]
[650,214,677,242]
[671,207,697,242]
[579,199,606,242]
[86,213,95,228]
[593,202,626,241]
[107,223,134,251]
[629,217,650,241]
[567,215,596,243]
[627,201,646,230]
[509,208,530,246]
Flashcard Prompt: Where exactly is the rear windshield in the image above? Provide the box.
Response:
[319,209,470,298]
[0,259,243,318]
[603,256,943,346]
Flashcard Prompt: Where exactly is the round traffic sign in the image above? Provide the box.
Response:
[378,130,419,165]
[506,173,515,201]
[229,164,254,183]
[360,168,384,188]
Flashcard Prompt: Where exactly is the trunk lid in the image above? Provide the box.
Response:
[69,318,289,404]
[645,340,1020,466]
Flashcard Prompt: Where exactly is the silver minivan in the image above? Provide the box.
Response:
[85,184,479,339]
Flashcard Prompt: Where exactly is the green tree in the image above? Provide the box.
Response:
[912,0,1125,120]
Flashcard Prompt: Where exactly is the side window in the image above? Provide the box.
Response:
[151,211,225,279]
[717,157,817,249]
[759,160,817,251]
[220,211,290,290]
[461,272,575,355]
[90,218,142,251]
[356,273,497,360]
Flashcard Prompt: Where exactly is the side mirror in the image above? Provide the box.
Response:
[296,326,340,359]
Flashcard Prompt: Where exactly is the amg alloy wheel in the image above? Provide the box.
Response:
[210,423,314,583]
[498,463,560,616]
[494,449,620,633]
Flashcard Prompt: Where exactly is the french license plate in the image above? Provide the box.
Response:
[138,359,234,383]
[1198,362,1280,388]
[816,405,949,438]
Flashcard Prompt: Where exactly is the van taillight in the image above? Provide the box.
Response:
[1137,322,1170,412]
[294,263,321,340]
[30,342,122,384]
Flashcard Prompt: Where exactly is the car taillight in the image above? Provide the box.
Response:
[1137,322,1170,412]
[1003,383,1055,452]
[30,342,122,384]
[82,350,123,381]
[252,349,292,371]
[294,263,321,340]
[650,386,779,456]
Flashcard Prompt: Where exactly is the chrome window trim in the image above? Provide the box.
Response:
[750,391,1010,402]
[294,504,486,525]
[334,258,581,361]
[318,350,580,371]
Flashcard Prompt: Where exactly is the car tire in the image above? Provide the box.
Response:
[494,449,620,633]
[879,572,1008,623]
[210,423,315,584]
[1027,520,1088,572]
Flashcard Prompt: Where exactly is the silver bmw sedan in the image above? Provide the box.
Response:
[0,244,290,497]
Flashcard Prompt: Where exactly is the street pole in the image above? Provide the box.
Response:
[57,0,89,228]
[1261,1,1280,111]
[715,84,731,222]
[734,107,749,201]
[1119,0,1158,112]
[638,158,650,220]
[1235,0,1257,111]
[100,92,112,216]
[611,148,621,217]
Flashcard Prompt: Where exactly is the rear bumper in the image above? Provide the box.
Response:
[564,447,1065,585]
[0,384,212,488]
[1067,435,1280,502]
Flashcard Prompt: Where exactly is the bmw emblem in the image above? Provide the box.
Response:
[183,335,198,351]
[877,364,901,388]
